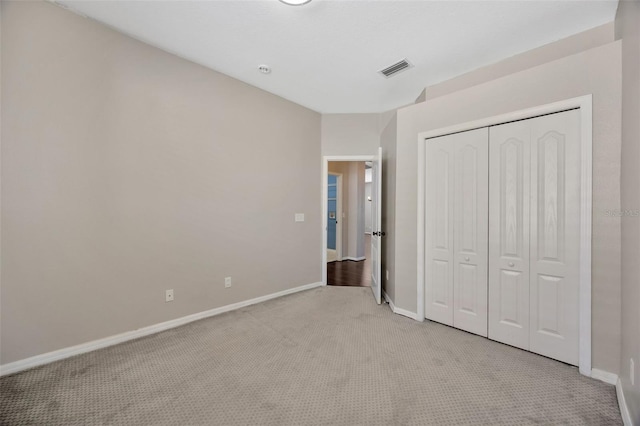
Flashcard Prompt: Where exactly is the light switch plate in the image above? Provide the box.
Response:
[295,213,305,222]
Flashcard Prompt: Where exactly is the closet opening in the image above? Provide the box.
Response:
[417,95,593,376]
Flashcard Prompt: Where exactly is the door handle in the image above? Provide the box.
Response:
[373,231,386,237]
[508,262,515,267]
[464,256,470,262]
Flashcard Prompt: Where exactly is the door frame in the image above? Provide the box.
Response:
[416,95,593,377]
[322,155,376,286]
[327,172,343,262]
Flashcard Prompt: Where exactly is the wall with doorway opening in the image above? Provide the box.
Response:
[322,114,380,156]
[322,112,396,297]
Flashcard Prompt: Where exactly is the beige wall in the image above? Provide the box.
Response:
[424,22,615,101]
[1,1,321,365]
[348,162,366,259]
[380,114,397,302]
[328,162,349,257]
[616,0,640,420]
[364,182,372,234]
[321,113,382,156]
[393,42,622,374]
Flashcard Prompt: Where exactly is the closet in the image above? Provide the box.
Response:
[424,109,581,366]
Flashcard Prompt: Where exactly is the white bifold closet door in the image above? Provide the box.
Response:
[488,119,531,350]
[425,128,489,337]
[489,109,581,366]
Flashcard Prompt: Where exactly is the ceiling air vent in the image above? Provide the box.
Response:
[378,58,413,78]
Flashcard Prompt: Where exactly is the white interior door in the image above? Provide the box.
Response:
[489,110,580,365]
[370,147,382,305]
[529,109,581,366]
[425,137,455,326]
[425,128,488,333]
[422,104,585,367]
[453,129,489,337]
[488,120,531,351]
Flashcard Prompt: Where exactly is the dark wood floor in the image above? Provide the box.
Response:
[327,234,371,287]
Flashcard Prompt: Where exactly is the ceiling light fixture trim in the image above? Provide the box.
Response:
[279,0,312,6]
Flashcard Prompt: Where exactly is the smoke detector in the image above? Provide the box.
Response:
[258,65,271,74]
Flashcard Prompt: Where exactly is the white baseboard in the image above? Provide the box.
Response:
[383,291,395,311]
[0,281,323,377]
[616,378,634,426]
[591,369,634,425]
[394,307,419,321]
[383,291,418,321]
[342,256,366,262]
[591,368,619,385]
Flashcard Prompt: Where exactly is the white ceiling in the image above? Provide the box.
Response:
[57,0,619,113]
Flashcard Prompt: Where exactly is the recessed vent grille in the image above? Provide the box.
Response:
[378,58,413,78]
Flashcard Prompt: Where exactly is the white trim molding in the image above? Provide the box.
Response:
[0,281,323,377]
[416,139,426,322]
[383,290,396,311]
[588,367,634,425]
[394,307,419,321]
[616,378,634,426]
[416,95,593,376]
[590,368,619,385]
[342,256,366,262]
[383,291,419,320]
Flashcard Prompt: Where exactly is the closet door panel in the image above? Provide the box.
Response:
[425,139,455,326]
[453,129,489,337]
[488,121,530,350]
[529,109,581,366]
[425,128,488,330]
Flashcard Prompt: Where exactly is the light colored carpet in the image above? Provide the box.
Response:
[0,287,622,425]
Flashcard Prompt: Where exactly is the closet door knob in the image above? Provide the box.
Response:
[464,256,470,262]
[508,262,515,267]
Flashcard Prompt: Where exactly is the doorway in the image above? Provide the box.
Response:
[322,150,383,304]
[326,161,368,287]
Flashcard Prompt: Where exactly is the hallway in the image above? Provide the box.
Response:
[327,234,371,287]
